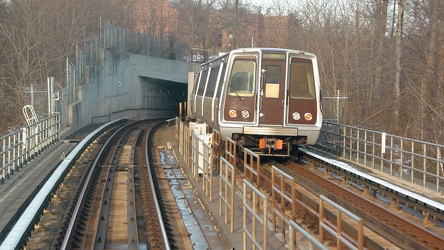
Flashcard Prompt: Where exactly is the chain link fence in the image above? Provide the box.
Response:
[80,23,189,67]
[73,23,190,88]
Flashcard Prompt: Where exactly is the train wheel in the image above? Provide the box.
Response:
[290,145,302,162]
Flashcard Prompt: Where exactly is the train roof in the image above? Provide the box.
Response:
[199,47,314,67]
[233,47,312,55]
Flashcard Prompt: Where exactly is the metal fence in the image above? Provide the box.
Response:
[75,23,189,87]
[1,114,60,184]
[317,121,444,193]
[322,90,348,123]
[242,179,268,250]
[174,118,328,248]
[219,156,236,233]
[319,195,364,250]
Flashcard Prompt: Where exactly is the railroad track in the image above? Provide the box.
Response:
[237,151,444,250]
[9,118,444,249]
[299,150,444,249]
[21,120,173,249]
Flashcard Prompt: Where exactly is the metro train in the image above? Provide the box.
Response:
[189,48,323,157]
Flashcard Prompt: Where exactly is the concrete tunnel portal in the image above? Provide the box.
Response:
[69,51,198,130]
[140,76,188,117]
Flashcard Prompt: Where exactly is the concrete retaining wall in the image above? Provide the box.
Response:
[69,50,199,131]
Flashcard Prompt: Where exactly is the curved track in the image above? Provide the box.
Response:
[20,120,172,249]
[281,160,443,249]
[243,152,444,250]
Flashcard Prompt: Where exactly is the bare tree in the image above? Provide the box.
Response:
[423,0,441,142]
[0,0,442,142]
[394,0,405,125]
[175,0,220,61]
[133,0,175,39]
[371,0,389,104]
[0,0,138,132]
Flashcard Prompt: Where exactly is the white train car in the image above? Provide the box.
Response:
[189,48,323,157]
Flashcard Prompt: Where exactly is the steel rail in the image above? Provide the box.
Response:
[301,147,444,222]
[145,121,171,249]
[127,129,143,249]
[294,150,444,249]
[0,118,127,250]
[59,120,132,249]
[93,127,137,249]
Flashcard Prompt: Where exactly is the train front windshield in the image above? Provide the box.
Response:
[289,59,315,99]
[228,60,256,97]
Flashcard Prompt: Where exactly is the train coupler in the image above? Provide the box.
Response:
[259,138,284,150]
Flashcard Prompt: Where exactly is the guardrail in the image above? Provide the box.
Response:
[317,121,444,193]
[175,118,325,248]
[225,137,237,166]
[193,131,214,200]
[289,220,328,250]
[176,119,437,248]
[271,166,296,243]
[1,118,127,249]
[219,157,236,232]
[1,115,60,184]
[243,179,268,250]
[319,195,364,250]
[244,148,261,188]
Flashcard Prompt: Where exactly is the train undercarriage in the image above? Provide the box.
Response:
[233,133,307,158]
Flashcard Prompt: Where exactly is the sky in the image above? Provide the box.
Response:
[244,0,277,7]
[244,0,292,5]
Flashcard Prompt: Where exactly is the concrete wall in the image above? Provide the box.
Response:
[69,50,199,131]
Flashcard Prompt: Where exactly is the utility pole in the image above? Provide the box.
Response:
[336,90,348,124]
[47,77,54,116]
[233,0,238,49]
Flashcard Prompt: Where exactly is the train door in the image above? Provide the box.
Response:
[259,54,286,125]
[286,56,318,125]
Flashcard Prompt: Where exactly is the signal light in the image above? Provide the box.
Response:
[229,109,237,118]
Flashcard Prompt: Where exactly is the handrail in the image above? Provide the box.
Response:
[1,114,60,184]
[317,121,444,193]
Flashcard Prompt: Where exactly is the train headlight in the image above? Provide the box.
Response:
[305,113,313,121]
[229,109,237,118]
[292,112,301,120]
[241,110,250,119]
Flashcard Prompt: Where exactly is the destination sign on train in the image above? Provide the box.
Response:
[263,53,286,59]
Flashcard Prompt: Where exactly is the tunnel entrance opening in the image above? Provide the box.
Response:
[140,76,188,117]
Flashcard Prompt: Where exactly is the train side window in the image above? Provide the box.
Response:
[192,70,201,96]
[197,68,209,95]
[289,59,315,99]
[205,65,220,97]
[228,60,255,97]
[215,63,227,97]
